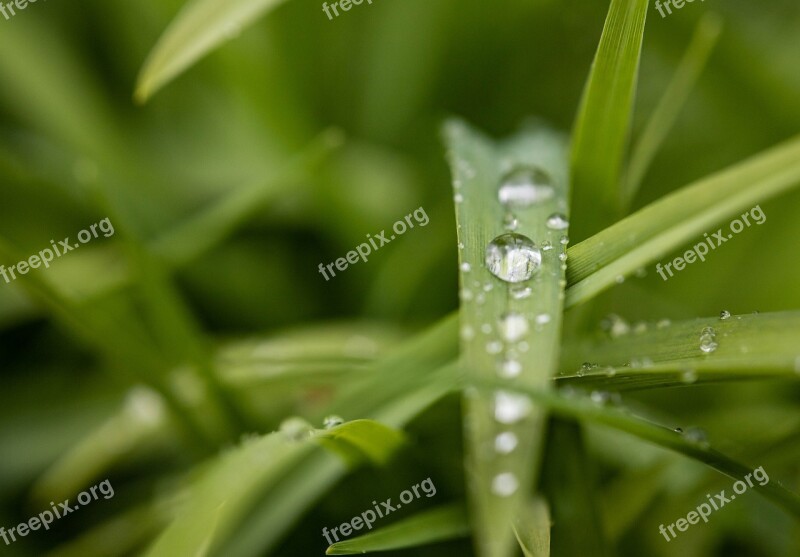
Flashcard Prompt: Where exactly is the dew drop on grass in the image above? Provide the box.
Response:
[125,386,166,426]
[460,289,474,302]
[460,262,472,272]
[541,241,553,251]
[494,432,519,454]
[481,323,492,334]
[498,312,529,342]
[497,166,555,208]
[559,235,569,246]
[486,341,503,355]
[280,418,312,441]
[323,415,344,429]
[454,193,464,204]
[545,213,569,230]
[681,369,698,384]
[699,326,718,354]
[510,285,532,299]
[657,319,671,329]
[602,314,630,338]
[503,213,519,231]
[559,252,568,262]
[720,310,731,320]
[485,233,542,283]
[460,325,475,340]
[682,426,709,447]
[491,472,519,497]
[535,313,551,326]
[494,391,532,424]
[499,358,522,378]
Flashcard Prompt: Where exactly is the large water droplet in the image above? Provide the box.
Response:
[497,167,554,208]
[485,233,542,283]
[494,391,532,424]
[546,213,569,230]
[494,432,518,454]
[498,312,529,342]
[699,326,718,354]
[491,472,519,497]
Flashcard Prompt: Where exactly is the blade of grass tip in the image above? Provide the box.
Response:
[558,311,800,391]
[326,504,470,555]
[445,119,569,557]
[570,0,649,233]
[623,13,723,206]
[475,379,800,518]
[541,419,607,557]
[135,0,293,103]
[566,134,800,308]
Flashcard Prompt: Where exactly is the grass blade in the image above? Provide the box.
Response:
[445,120,569,557]
[570,0,649,228]
[326,504,469,555]
[566,135,800,307]
[135,0,292,102]
[623,13,723,205]
[512,498,551,557]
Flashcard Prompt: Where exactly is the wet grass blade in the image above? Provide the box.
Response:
[326,504,469,555]
[623,14,723,205]
[566,135,800,307]
[557,311,800,390]
[135,0,292,102]
[512,498,551,557]
[570,0,649,228]
[445,120,569,557]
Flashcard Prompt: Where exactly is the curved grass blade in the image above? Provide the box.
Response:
[474,379,800,518]
[566,135,800,308]
[512,498,551,557]
[623,13,723,205]
[445,119,569,557]
[143,419,404,557]
[135,0,293,103]
[570,0,649,228]
[558,311,800,390]
[326,504,469,555]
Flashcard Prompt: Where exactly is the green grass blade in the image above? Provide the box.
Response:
[445,120,569,557]
[570,0,649,227]
[558,311,800,390]
[326,504,469,555]
[623,14,723,205]
[512,498,551,557]
[135,0,292,102]
[143,419,403,557]
[566,135,800,308]
[475,380,800,518]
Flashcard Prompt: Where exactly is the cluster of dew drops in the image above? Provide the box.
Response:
[455,163,570,498]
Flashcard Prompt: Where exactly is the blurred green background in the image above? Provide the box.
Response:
[0,0,798,555]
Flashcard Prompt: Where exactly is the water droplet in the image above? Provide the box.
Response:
[499,358,522,378]
[590,391,612,405]
[674,427,684,434]
[535,313,551,326]
[682,426,709,447]
[454,193,464,204]
[657,319,671,329]
[497,167,554,208]
[125,386,166,426]
[605,366,617,377]
[494,432,518,454]
[458,242,465,250]
[699,326,718,354]
[460,289,474,302]
[475,293,486,305]
[559,235,569,245]
[510,285,532,299]
[485,233,542,283]
[280,418,312,441]
[546,213,569,230]
[541,241,553,251]
[486,341,503,355]
[602,314,630,338]
[460,326,475,340]
[633,322,648,335]
[559,252,568,262]
[503,213,519,231]
[494,391,532,424]
[481,323,493,334]
[681,369,698,384]
[615,275,625,284]
[491,472,519,497]
[460,262,472,272]
[323,415,344,429]
[634,267,647,278]
[498,312,529,342]
[719,310,731,320]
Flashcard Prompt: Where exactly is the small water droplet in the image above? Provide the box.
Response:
[460,262,472,272]
[485,233,542,283]
[682,426,709,446]
[498,312,529,342]
[633,322,648,335]
[481,323,493,334]
[559,235,569,245]
[494,432,518,454]
[559,252,568,262]
[497,166,555,208]
[491,472,519,497]
[486,341,503,355]
[494,391,532,424]
[458,242,465,250]
[541,241,553,251]
[535,313,551,326]
[323,415,344,429]
[510,285,532,299]
[657,319,671,329]
[454,193,464,203]
[125,386,166,426]
[460,326,475,340]
[602,314,630,338]
[699,326,718,354]
[546,213,569,230]
[590,391,612,405]
[483,282,494,292]
[460,289,474,302]
[499,358,522,378]
[634,267,647,278]
[681,369,698,384]
[719,310,731,320]
[503,213,519,231]
[605,366,617,377]
[674,427,684,434]
[615,275,625,284]
[280,418,312,441]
